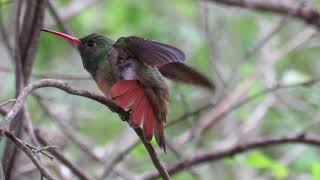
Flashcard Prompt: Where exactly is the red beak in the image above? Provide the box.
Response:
[41,29,81,45]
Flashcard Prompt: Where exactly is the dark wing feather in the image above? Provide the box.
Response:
[113,36,185,67]
[159,62,215,91]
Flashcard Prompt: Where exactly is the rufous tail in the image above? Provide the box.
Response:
[111,80,167,151]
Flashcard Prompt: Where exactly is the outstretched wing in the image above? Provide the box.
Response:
[113,36,215,91]
[113,36,185,67]
[159,62,215,91]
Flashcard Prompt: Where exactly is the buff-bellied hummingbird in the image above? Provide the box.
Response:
[42,29,215,151]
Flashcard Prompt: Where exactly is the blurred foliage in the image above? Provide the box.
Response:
[1,0,320,179]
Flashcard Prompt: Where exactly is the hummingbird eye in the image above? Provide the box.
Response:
[85,40,96,47]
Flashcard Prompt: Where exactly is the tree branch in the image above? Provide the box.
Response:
[206,0,320,28]
[1,79,125,128]
[1,79,170,180]
[144,133,320,179]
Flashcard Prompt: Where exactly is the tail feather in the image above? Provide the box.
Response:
[154,120,166,152]
[143,106,155,142]
[112,88,139,109]
[130,96,147,127]
[111,80,140,98]
[111,80,167,151]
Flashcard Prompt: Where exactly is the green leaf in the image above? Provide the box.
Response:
[245,151,272,168]
[312,162,320,180]
[271,162,289,179]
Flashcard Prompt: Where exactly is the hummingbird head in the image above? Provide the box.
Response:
[78,33,114,75]
[42,29,114,77]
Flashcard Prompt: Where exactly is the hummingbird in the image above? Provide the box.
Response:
[42,29,215,151]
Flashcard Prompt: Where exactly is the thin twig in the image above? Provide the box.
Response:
[21,141,55,161]
[1,129,55,180]
[0,99,16,107]
[35,129,91,180]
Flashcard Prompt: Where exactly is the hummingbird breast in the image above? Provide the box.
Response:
[108,48,139,81]
[117,58,139,80]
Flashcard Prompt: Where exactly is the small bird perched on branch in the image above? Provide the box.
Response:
[42,29,215,151]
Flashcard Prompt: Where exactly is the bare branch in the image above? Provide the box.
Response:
[1,79,124,128]
[206,0,320,28]
[144,133,320,179]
